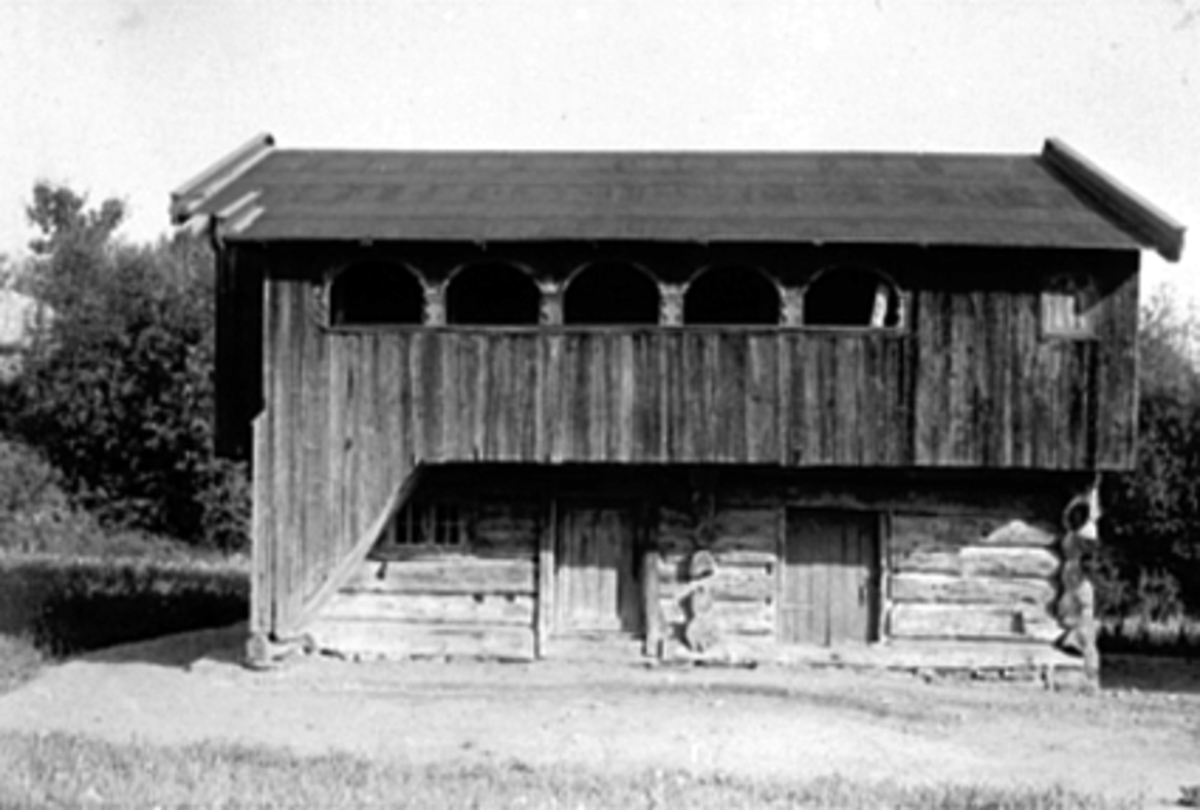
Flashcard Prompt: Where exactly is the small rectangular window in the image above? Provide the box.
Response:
[387,500,472,548]
[1041,274,1097,338]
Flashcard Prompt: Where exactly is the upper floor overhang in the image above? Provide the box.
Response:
[171,134,1185,262]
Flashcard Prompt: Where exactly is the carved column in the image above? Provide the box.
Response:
[782,287,804,326]
[1056,481,1101,684]
[683,550,719,653]
[660,283,686,326]
[309,281,331,326]
[538,280,564,326]
[423,282,446,326]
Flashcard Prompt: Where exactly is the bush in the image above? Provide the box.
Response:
[1099,614,1200,656]
[0,633,43,694]
[0,554,248,657]
[1100,289,1200,620]
[0,439,101,555]
[6,183,249,552]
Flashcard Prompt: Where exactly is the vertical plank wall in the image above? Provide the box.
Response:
[912,275,1137,469]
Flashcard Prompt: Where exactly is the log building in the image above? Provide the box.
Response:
[172,136,1184,680]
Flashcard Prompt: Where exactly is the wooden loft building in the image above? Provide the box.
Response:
[172,136,1184,679]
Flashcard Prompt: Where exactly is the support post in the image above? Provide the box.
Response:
[782,286,804,326]
[659,283,685,326]
[1056,479,1102,688]
[642,547,661,658]
[536,499,556,658]
[538,279,564,326]
[423,282,446,326]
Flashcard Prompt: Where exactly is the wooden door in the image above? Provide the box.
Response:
[781,509,879,645]
[555,505,641,634]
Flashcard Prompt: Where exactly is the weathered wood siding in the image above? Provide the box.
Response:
[254,266,1134,637]
[912,273,1138,469]
[255,280,422,636]
[260,281,1134,471]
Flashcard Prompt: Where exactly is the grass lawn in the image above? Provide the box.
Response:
[0,731,1143,810]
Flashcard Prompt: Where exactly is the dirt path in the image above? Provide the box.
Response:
[1,624,1198,805]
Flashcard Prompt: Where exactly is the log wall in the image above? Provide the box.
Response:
[655,505,779,647]
[307,502,539,660]
[647,497,1069,654]
[887,515,1062,643]
[298,466,1084,662]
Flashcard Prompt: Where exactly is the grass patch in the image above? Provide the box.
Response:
[0,552,248,658]
[0,731,1142,809]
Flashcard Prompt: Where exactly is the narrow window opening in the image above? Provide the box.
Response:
[563,263,660,325]
[683,266,780,325]
[446,263,540,326]
[330,262,424,326]
[389,500,472,549]
[803,267,902,328]
[1042,274,1098,337]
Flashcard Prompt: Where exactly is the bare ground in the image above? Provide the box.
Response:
[1,625,1198,806]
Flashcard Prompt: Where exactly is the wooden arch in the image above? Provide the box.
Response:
[326,261,427,327]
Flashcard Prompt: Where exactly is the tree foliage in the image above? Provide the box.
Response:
[25,183,125,257]
[5,182,248,551]
[1100,288,1200,618]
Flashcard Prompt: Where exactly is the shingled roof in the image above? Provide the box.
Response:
[171,135,1184,261]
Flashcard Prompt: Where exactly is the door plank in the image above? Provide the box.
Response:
[556,505,641,635]
[783,509,879,646]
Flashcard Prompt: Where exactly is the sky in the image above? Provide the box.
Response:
[3,0,1198,297]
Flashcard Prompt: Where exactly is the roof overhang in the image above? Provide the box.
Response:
[170,132,274,233]
[170,134,1185,262]
[1040,139,1185,262]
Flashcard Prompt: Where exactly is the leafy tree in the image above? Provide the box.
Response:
[26,183,125,256]
[1100,288,1200,617]
[8,182,248,551]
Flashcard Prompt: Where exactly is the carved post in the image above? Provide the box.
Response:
[683,550,719,653]
[660,283,686,327]
[423,282,446,326]
[1056,481,1101,685]
[681,473,720,654]
[642,548,662,658]
[538,279,564,326]
[309,282,331,326]
[640,499,663,659]
[782,287,804,326]
[536,498,556,659]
